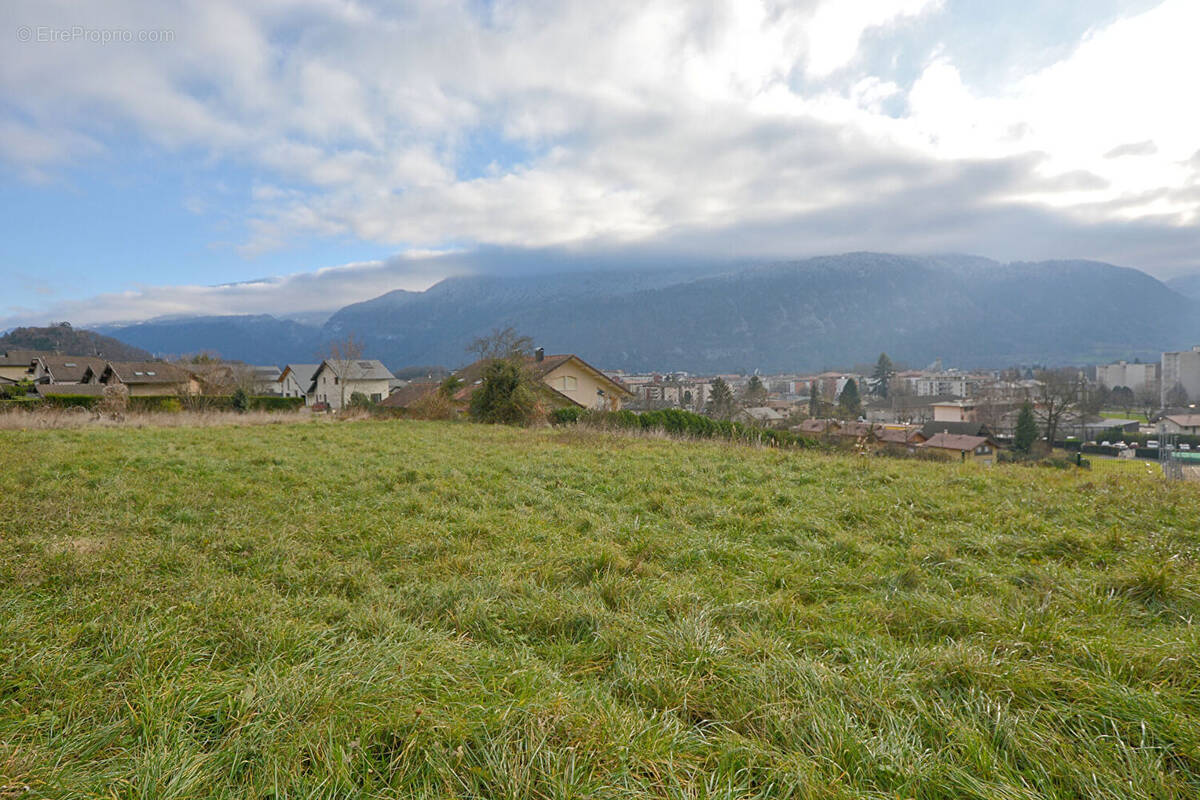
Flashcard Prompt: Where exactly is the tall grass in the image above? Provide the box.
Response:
[0,420,1197,798]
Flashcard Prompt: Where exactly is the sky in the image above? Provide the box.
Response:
[2,0,1199,327]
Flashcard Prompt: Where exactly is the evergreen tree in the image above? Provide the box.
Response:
[743,375,768,406]
[838,379,862,418]
[1014,401,1038,454]
[871,353,895,398]
[706,377,735,420]
[469,359,539,425]
[808,380,822,418]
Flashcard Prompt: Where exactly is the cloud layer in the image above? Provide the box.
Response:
[3,0,1199,325]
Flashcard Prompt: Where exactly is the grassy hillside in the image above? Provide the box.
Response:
[1,421,1198,798]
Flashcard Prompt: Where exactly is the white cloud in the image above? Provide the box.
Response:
[3,0,1200,325]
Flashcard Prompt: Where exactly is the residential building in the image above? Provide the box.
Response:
[736,406,786,427]
[278,364,321,400]
[30,355,107,385]
[0,350,41,383]
[310,359,395,409]
[1097,360,1159,394]
[919,432,1001,465]
[1162,414,1200,435]
[89,362,200,396]
[931,401,977,423]
[250,366,283,395]
[1162,346,1200,407]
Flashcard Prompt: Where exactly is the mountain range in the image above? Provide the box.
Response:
[93,253,1200,373]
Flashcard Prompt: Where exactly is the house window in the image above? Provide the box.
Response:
[554,375,578,391]
[371,393,382,402]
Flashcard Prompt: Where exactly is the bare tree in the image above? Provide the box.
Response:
[326,334,364,411]
[467,327,534,361]
[1136,383,1160,420]
[1034,368,1082,445]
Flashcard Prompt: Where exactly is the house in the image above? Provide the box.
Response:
[30,355,107,385]
[278,364,321,400]
[250,366,282,395]
[797,418,841,435]
[0,350,42,383]
[931,401,977,423]
[310,359,395,409]
[90,362,200,396]
[919,432,1002,465]
[378,381,442,410]
[873,426,926,447]
[526,351,632,410]
[736,406,786,427]
[918,420,995,441]
[455,350,632,411]
[1162,414,1200,435]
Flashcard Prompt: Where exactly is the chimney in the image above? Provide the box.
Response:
[535,347,544,362]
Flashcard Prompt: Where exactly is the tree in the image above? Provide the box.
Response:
[1136,383,1161,420]
[1110,385,1136,416]
[808,380,822,418]
[1034,368,1081,445]
[469,359,539,424]
[837,379,862,419]
[705,377,736,420]
[467,327,534,361]
[871,353,895,398]
[325,334,364,411]
[231,387,249,412]
[1166,382,1189,408]
[742,375,768,406]
[1013,401,1038,455]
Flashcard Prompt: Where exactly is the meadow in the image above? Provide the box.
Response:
[1,420,1198,799]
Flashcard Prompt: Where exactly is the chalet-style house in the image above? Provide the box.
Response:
[309,359,395,409]
[278,364,321,400]
[85,362,200,397]
[0,350,41,383]
[381,350,631,413]
[30,355,107,385]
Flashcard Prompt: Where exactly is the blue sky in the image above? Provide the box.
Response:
[2,0,1198,326]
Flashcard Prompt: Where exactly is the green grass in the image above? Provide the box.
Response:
[2,420,1198,799]
[1099,410,1150,423]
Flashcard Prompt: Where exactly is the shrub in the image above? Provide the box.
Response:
[469,359,540,425]
[99,384,130,417]
[555,407,816,449]
[231,388,249,412]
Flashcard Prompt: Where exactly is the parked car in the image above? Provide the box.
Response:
[1101,440,1112,447]
[1181,443,1192,451]
[1166,443,1176,451]
[1147,440,1160,448]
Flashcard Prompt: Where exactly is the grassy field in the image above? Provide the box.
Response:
[2,420,1198,799]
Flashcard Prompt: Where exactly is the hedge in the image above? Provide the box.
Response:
[129,396,183,412]
[550,406,815,449]
[44,394,99,409]
[0,397,40,410]
[248,395,305,411]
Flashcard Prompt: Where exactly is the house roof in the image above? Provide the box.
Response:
[875,427,923,444]
[103,361,191,385]
[798,418,839,433]
[918,420,994,440]
[316,359,395,381]
[533,354,633,398]
[740,406,785,421]
[1165,414,1200,428]
[453,353,633,403]
[920,432,998,452]
[280,364,321,387]
[250,365,281,381]
[35,383,106,397]
[34,355,107,384]
[378,381,440,408]
[0,350,42,367]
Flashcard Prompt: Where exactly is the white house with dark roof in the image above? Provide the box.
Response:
[310,359,395,409]
[279,364,321,401]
